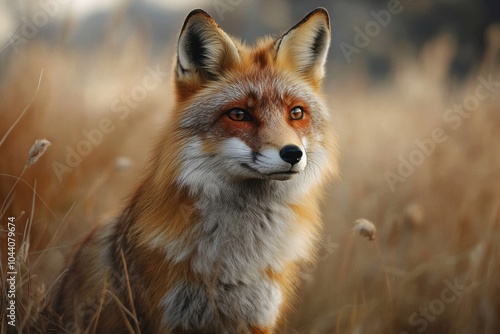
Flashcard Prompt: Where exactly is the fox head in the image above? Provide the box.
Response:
[164,8,335,194]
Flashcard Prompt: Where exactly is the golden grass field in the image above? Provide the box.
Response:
[1,3,500,333]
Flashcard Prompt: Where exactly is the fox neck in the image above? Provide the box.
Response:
[125,163,318,283]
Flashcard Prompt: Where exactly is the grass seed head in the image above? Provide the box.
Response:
[27,138,51,167]
[353,218,377,241]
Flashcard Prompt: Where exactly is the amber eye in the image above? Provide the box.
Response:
[289,106,305,120]
[227,108,252,121]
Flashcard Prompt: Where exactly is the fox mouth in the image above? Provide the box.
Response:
[266,171,299,181]
[241,163,299,180]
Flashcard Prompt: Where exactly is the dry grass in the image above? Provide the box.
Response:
[1,9,499,334]
[0,35,168,333]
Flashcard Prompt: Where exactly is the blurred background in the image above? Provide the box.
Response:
[1,0,499,333]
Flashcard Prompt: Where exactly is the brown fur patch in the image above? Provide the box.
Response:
[252,49,270,68]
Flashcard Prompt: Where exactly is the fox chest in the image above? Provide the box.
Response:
[159,200,308,331]
[161,277,283,332]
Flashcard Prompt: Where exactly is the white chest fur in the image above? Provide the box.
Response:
[160,181,315,330]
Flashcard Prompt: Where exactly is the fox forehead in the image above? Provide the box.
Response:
[177,68,328,132]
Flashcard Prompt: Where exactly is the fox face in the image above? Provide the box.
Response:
[172,8,333,192]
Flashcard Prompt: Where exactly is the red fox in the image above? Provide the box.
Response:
[54,7,336,333]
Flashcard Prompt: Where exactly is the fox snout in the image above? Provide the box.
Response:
[263,143,305,180]
[223,138,308,181]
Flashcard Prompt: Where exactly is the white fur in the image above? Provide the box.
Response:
[161,173,301,330]
[176,137,225,197]
[161,279,282,332]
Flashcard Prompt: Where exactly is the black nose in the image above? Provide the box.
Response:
[279,145,303,165]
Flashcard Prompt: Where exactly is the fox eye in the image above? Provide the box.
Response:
[227,108,252,121]
[289,106,305,120]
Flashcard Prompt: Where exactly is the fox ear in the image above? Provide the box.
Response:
[176,9,240,83]
[275,8,331,83]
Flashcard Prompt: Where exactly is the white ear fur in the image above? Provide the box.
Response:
[275,8,331,82]
[177,9,240,81]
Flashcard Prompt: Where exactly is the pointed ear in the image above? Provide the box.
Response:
[275,8,331,83]
[176,9,240,83]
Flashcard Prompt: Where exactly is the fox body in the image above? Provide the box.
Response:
[55,8,336,333]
